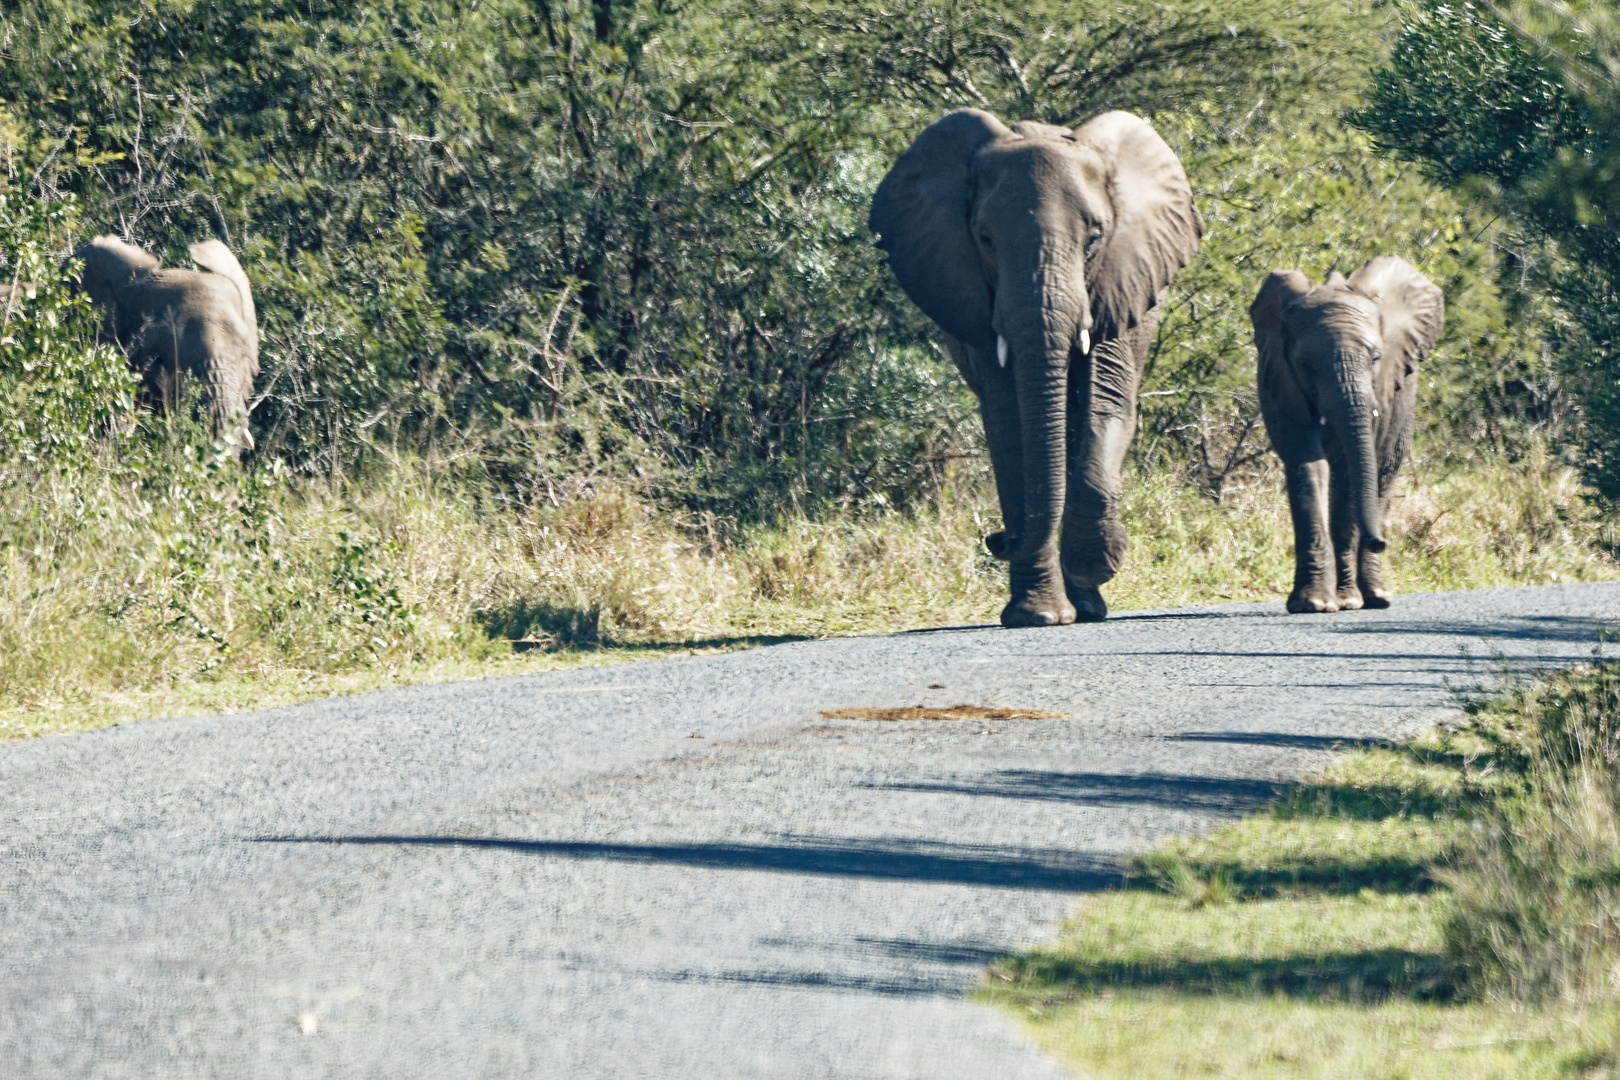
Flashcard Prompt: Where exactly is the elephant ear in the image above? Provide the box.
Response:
[869,109,1010,348]
[1249,269,1312,376]
[1348,255,1444,379]
[188,239,257,351]
[72,235,160,311]
[1073,112,1204,339]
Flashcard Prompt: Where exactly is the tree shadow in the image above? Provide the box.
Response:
[475,600,811,653]
[1131,851,1440,898]
[250,834,1119,892]
[868,771,1285,813]
[998,947,1459,1004]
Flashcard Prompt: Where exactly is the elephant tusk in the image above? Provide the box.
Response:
[1080,328,1091,355]
[997,336,1008,367]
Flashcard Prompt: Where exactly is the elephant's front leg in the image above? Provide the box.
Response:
[1266,419,1337,613]
[1356,482,1395,608]
[1058,331,1143,621]
[1327,456,1366,610]
[967,342,1076,627]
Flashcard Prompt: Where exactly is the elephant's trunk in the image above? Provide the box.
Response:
[1324,360,1386,552]
[999,277,1085,567]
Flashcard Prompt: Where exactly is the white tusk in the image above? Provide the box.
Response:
[997,335,1008,367]
[1080,328,1091,355]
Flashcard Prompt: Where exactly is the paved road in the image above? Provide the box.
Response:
[4,583,1620,1078]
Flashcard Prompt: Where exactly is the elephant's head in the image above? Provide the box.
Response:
[72,235,161,321]
[869,110,1202,566]
[1251,256,1445,552]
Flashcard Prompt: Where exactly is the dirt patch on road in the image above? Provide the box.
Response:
[820,704,1068,722]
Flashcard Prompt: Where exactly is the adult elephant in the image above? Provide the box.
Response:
[870,110,1203,626]
[1251,256,1445,614]
[72,235,259,454]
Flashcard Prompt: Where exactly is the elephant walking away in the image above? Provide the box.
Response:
[870,110,1203,627]
[72,235,259,454]
[1251,256,1445,614]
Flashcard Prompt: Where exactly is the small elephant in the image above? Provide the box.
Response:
[870,110,1203,626]
[1251,256,1444,613]
[72,235,259,453]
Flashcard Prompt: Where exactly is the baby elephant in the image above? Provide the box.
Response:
[72,235,259,454]
[1251,256,1444,613]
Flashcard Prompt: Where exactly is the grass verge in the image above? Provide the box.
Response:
[3,443,1615,738]
[982,666,1620,1079]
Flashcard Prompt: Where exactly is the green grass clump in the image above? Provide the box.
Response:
[983,683,1620,1079]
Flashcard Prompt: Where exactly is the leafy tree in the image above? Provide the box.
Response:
[1354,1,1620,500]
[0,0,1553,511]
[0,186,136,469]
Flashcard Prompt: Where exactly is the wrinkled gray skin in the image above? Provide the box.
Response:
[870,110,1203,627]
[72,235,259,454]
[1252,256,1445,613]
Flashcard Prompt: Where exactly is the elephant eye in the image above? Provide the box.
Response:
[1084,228,1103,257]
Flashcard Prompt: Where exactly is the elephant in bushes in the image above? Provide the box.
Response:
[1251,256,1444,614]
[870,110,1203,626]
[72,235,259,453]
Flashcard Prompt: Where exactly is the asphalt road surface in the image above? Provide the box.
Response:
[5,582,1620,1079]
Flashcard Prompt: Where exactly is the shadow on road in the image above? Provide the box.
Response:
[868,771,1283,813]
[250,835,1117,891]
[1168,731,1404,752]
[1326,612,1619,646]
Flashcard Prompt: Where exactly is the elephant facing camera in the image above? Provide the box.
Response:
[1251,256,1445,614]
[71,235,259,457]
[870,109,1203,628]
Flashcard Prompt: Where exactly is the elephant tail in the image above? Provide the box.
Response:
[187,240,257,362]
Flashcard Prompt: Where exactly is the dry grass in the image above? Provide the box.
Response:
[1,442,1614,738]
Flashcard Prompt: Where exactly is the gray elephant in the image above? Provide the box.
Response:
[72,235,259,453]
[870,110,1203,626]
[1251,256,1444,613]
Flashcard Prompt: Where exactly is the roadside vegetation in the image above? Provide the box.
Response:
[4,438,1612,739]
[0,0,1617,738]
[984,663,1620,1078]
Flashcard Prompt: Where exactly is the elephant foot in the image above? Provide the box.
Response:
[1286,589,1339,614]
[1003,559,1076,628]
[1000,594,1077,628]
[1360,585,1393,609]
[1337,587,1365,612]
[1064,582,1109,622]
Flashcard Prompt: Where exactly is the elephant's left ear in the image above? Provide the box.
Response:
[1349,256,1444,377]
[1072,112,1204,338]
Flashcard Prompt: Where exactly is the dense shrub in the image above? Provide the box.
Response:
[0,0,1550,512]
[1354,1,1620,501]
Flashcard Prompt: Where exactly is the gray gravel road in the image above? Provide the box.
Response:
[5,582,1620,1079]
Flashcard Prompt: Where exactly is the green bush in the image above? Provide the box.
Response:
[1445,665,1620,1003]
[0,190,137,468]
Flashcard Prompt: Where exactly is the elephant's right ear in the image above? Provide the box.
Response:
[869,109,1009,348]
[189,239,257,342]
[1249,269,1311,374]
[72,235,160,308]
